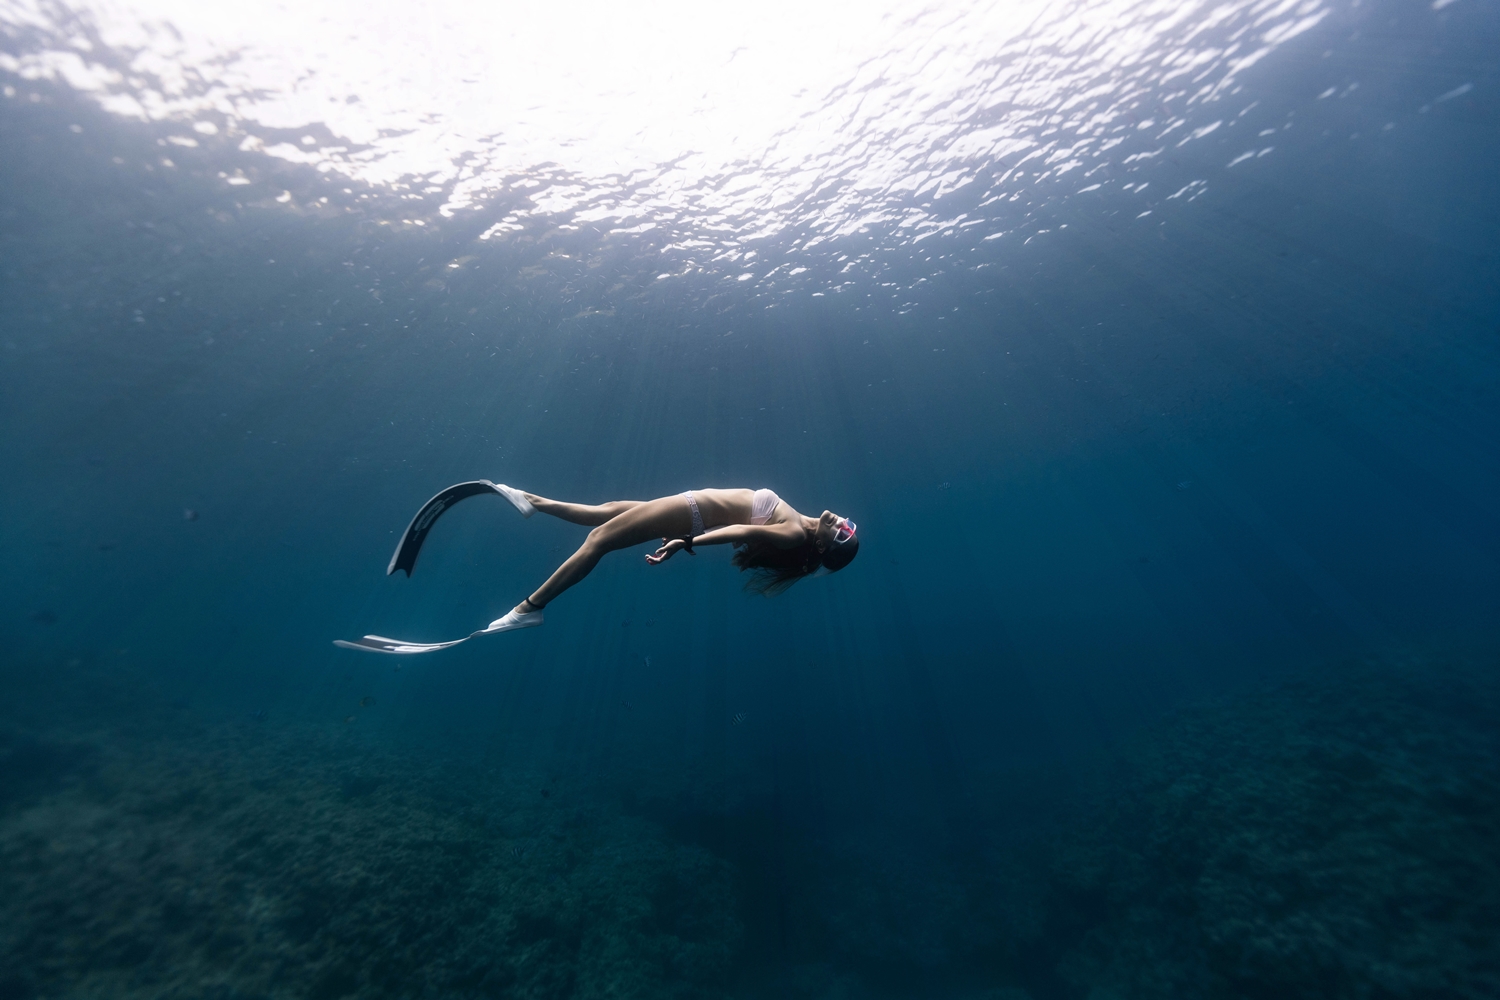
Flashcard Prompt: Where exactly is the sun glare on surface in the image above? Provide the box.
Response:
[3,0,1329,250]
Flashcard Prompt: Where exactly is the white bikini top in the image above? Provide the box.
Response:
[750,488,782,525]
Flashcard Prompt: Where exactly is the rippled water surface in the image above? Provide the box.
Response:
[2,0,1497,997]
[5,0,1358,284]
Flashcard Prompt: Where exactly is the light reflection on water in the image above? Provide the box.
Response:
[2,0,1328,287]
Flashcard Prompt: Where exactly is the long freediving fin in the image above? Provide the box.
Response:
[334,608,543,655]
[386,480,504,577]
[334,634,476,654]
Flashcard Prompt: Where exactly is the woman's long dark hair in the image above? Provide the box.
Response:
[732,534,859,596]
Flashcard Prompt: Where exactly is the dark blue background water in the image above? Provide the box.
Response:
[2,1,1497,997]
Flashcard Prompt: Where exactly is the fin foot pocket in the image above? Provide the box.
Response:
[494,483,536,518]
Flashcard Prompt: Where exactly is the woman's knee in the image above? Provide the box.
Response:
[585,521,641,557]
[600,500,639,520]
[577,530,610,560]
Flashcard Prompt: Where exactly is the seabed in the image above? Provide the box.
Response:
[3,652,1494,999]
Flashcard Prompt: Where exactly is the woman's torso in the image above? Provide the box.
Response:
[690,488,793,529]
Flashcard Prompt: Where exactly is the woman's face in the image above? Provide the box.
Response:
[814,510,845,552]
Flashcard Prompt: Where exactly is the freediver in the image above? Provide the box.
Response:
[337,484,858,654]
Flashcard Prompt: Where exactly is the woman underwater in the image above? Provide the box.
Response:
[336,483,858,654]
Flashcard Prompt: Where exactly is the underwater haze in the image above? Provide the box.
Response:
[2,0,1497,997]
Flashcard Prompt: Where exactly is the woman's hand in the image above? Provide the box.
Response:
[646,537,687,565]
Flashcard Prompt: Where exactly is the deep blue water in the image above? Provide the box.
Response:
[2,1,1497,997]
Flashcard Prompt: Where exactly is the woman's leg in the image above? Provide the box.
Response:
[518,495,691,611]
[522,492,645,527]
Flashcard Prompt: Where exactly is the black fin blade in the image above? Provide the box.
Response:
[386,480,500,576]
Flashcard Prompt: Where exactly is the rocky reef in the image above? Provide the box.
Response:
[1,655,1495,999]
[0,720,740,1000]
[1038,659,1500,999]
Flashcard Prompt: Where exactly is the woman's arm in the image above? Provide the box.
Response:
[646,522,801,564]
